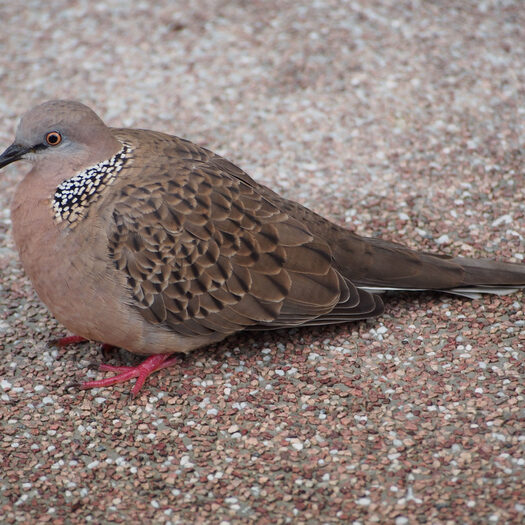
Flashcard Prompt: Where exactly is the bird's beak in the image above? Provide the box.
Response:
[0,143,30,169]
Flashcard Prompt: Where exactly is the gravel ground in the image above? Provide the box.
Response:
[0,1,524,523]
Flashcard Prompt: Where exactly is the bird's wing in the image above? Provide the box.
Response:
[104,131,382,337]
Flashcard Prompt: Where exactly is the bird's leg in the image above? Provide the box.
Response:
[80,354,180,397]
[52,335,115,355]
[52,335,88,347]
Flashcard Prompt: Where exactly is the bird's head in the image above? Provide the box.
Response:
[0,100,121,173]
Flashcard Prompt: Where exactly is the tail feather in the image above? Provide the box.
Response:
[441,286,523,299]
[451,256,525,286]
[360,284,524,299]
[333,234,525,297]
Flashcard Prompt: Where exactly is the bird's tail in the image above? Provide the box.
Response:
[432,256,525,298]
[332,235,525,299]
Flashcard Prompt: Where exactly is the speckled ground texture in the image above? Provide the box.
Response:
[0,1,524,523]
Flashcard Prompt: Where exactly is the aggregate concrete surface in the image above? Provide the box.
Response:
[0,1,523,523]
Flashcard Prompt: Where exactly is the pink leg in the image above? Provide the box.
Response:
[52,335,88,347]
[81,354,180,397]
[52,335,115,354]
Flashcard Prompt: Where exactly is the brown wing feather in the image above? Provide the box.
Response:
[104,130,380,338]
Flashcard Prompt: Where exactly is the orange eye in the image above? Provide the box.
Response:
[46,131,62,146]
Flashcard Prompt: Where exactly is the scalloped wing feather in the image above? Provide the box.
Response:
[105,131,380,338]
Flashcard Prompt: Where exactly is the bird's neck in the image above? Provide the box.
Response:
[51,141,133,227]
[13,140,133,234]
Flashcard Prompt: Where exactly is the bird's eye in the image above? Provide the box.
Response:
[46,131,62,146]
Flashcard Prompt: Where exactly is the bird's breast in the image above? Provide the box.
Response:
[11,174,129,342]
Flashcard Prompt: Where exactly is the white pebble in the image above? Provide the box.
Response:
[435,234,450,244]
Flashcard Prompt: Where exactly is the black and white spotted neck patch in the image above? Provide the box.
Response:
[52,142,132,226]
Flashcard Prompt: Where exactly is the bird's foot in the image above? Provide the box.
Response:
[81,354,180,397]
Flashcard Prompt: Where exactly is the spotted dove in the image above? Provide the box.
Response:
[1,100,523,395]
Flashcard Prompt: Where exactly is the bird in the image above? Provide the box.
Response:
[0,100,524,396]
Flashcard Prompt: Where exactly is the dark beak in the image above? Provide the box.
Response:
[0,143,30,169]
